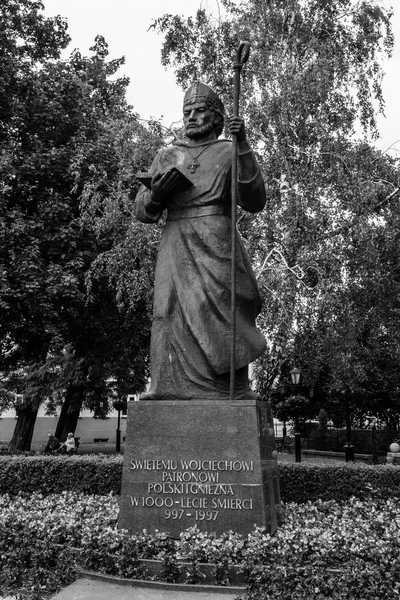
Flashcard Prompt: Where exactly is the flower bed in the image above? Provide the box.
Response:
[2,492,400,599]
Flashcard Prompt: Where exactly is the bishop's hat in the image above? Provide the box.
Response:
[183,81,224,116]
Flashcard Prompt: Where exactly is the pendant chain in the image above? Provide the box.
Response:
[185,140,219,174]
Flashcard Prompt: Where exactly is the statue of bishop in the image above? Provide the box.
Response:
[134,81,267,401]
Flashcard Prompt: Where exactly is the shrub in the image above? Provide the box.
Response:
[0,455,123,496]
[278,462,400,503]
[2,455,400,506]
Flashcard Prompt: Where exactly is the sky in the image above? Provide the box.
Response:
[42,0,400,154]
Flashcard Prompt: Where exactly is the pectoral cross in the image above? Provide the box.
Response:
[187,157,200,174]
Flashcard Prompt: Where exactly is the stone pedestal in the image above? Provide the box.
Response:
[119,399,281,537]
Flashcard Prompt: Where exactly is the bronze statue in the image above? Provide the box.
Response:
[134,81,267,400]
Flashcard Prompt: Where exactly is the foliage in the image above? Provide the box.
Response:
[273,394,315,426]
[0,455,123,496]
[3,455,400,508]
[176,526,245,585]
[277,461,400,503]
[2,492,400,598]
[0,0,165,449]
[153,0,400,421]
[242,496,400,600]
[0,515,77,599]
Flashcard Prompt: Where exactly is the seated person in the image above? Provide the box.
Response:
[58,432,76,455]
[44,434,60,453]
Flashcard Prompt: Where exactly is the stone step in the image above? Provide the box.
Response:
[50,573,244,600]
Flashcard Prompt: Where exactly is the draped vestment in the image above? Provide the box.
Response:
[134,139,267,400]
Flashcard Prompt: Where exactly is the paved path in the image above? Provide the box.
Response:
[51,575,245,600]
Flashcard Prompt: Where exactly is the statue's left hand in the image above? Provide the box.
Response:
[228,115,246,141]
[150,169,180,203]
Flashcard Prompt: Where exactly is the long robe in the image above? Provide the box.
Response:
[134,139,267,400]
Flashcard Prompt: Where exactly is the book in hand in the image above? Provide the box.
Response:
[135,168,193,192]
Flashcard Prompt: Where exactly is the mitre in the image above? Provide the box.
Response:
[183,81,224,115]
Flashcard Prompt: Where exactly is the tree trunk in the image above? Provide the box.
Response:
[59,408,81,442]
[55,383,84,442]
[8,405,39,452]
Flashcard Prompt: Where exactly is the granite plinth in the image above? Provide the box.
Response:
[119,399,281,537]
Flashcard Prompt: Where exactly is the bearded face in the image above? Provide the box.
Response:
[186,121,215,139]
[183,101,221,139]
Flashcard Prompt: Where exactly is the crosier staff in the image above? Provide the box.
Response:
[230,41,250,401]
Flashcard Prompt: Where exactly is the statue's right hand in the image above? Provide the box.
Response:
[150,170,180,203]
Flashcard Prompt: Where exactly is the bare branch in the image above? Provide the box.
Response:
[372,187,400,212]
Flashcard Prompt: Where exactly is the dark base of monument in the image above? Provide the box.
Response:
[119,399,281,537]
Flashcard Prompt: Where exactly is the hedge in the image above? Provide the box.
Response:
[1,455,400,503]
[278,461,400,503]
[0,455,123,496]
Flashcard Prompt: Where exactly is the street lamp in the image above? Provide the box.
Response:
[290,366,302,463]
[290,367,301,386]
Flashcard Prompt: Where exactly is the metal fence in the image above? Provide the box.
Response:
[304,426,398,455]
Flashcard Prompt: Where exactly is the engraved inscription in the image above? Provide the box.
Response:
[128,458,256,521]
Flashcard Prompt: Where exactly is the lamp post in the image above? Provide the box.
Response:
[343,350,354,462]
[371,418,378,465]
[344,397,355,462]
[113,401,124,453]
[278,382,287,440]
[290,367,302,463]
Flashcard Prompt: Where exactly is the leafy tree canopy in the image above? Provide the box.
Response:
[153,0,400,426]
[0,0,165,449]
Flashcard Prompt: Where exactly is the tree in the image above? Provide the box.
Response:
[0,1,164,449]
[153,0,399,419]
[0,0,70,449]
[273,394,313,432]
[290,144,400,426]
